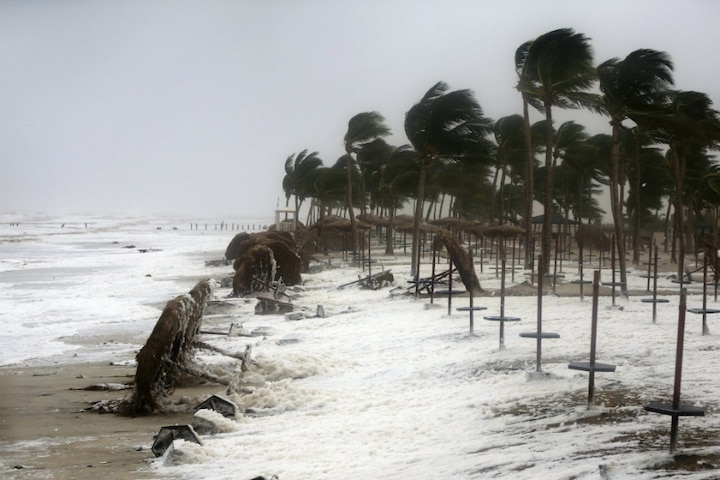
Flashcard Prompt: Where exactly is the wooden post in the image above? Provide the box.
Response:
[535,255,544,372]
[429,245,437,304]
[511,236,517,283]
[447,255,454,317]
[367,230,372,278]
[702,256,709,335]
[652,247,660,323]
[579,243,586,301]
[499,255,507,348]
[646,242,653,292]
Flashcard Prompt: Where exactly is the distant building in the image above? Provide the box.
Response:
[275,207,296,232]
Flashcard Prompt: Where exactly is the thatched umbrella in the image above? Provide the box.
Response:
[436,230,482,293]
[229,231,303,295]
[393,214,415,228]
[225,232,251,261]
[357,213,390,226]
[431,217,477,231]
[233,244,277,295]
[396,221,442,235]
[478,224,526,239]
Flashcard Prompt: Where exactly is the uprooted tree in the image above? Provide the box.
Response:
[121,279,215,415]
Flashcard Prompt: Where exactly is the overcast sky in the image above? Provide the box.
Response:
[2,0,719,220]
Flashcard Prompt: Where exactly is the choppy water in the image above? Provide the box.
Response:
[0,214,265,366]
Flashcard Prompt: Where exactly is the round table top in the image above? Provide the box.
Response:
[484,315,521,322]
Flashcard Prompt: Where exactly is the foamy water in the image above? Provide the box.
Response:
[2,213,719,479]
[0,214,263,366]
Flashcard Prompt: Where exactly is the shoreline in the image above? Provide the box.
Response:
[0,361,220,480]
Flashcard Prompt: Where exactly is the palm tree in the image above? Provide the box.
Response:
[492,114,527,224]
[516,28,597,270]
[313,163,352,219]
[405,81,494,276]
[343,112,391,256]
[380,145,418,254]
[356,138,394,215]
[598,48,674,292]
[282,150,323,228]
[654,91,720,276]
[561,133,606,223]
[515,39,539,266]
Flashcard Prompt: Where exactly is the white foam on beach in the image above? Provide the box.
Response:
[2,213,720,479]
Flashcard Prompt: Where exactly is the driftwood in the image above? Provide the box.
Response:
[338,270,394,290]
[121,279,213,415]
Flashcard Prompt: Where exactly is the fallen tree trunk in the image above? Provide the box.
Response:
[121,279,213,415]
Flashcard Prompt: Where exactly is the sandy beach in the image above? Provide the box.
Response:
[0,361,223,479]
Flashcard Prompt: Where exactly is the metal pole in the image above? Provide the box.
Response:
[536,255,544,372]
[588,270,601,408]
[447,255,453,317]
[670,289,688,453]
[499,255,507,350]
[702,256,709,335]
[652,246,660,323]
[611,235,617,307]
[579,242,586,301]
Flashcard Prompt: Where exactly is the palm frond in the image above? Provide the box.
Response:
[344,111,391,152]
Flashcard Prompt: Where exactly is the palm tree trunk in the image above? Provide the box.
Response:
[665,201,672,256]
[346,155,358,256]
[609,121,629,296]
[632,134,642,265]
[687,198,695,256]
[522,95,534,268]
[411,162,428,277]
[499,167,507,224]
[541,105,554,272]
[490,166,500,222]
[294,195,300,230]
[673,149,686,277]
[385,202,395,255]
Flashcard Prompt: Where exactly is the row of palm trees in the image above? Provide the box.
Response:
[283,27,720,288]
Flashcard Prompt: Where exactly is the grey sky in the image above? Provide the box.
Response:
[2,0,718,220]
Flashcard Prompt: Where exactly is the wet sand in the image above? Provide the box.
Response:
[0,362,219,479]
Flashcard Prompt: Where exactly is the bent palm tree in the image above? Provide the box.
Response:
[405,82,494,276]
[493,114,528,224]
[598,48,674,291]
[343,112,391,256]
[655,91,720,277]
[283,150,323,228]
[517,28,597,271]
